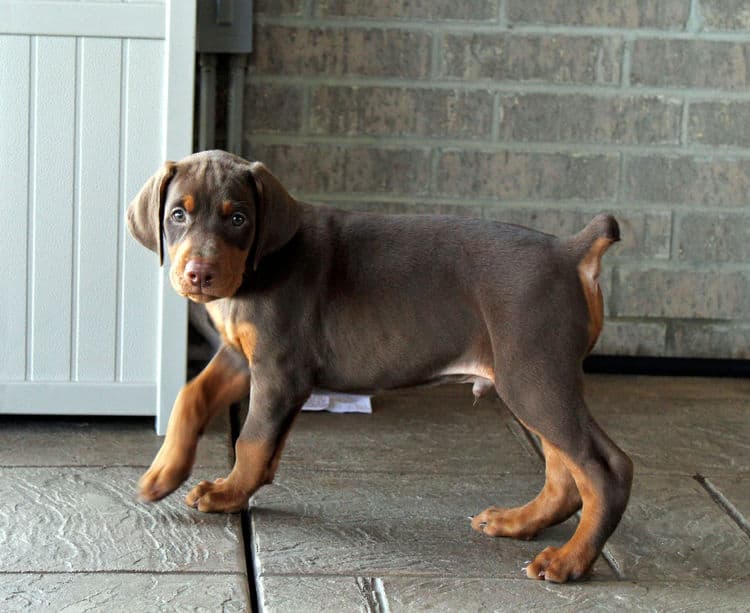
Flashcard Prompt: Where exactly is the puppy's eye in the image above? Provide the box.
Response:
[231,212,246,227]
[171,208,186,223]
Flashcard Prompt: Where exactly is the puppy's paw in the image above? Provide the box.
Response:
[524,546,592,583]
[138,450,193,502]
[185,478,249,513]
[471,506,537,540]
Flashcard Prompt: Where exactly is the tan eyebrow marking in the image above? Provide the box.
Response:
[221,199,233,217]
[182,194,195,213]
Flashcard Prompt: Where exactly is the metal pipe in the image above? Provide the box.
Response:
[198,53,217,151]
[226,54,247,155]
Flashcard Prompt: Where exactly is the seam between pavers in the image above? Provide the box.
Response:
[0,570,246,576]
[275,465,543,476]
[693,474,750,539]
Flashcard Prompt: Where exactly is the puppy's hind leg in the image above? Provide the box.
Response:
[478,357,632,582]
[472,438,582,539]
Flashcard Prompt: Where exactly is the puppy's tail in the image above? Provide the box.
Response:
[565,213,620,263]
[565,214,620,352]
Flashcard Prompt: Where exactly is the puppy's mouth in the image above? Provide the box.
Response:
[183,287,221,303]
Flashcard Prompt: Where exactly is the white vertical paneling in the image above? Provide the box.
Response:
[75,37,122,381]
[0,35,30,381]
[1,0,191,424]
[29,36,76,381]
[119,38,163,383]
[156,0,194,434]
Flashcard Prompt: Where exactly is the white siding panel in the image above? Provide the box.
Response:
[0,2,165,39]
[75,38,122,382]
[29,36,77,381]
[0,35,30,381]
[119,38,163,383]
[0,382,155,416]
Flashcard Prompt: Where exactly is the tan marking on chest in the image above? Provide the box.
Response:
[223,320,259,364]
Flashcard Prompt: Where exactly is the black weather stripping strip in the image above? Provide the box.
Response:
[584,355,750,378]
[231,403,261,613]
[694,474,750,539]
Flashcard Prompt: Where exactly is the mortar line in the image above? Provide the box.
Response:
[694,474,750,539]
[498,0,508,28]
[430,30,441,79]
[248,132,750,158]
[294,193,750,217]
[491,91,501,141]
[255,15,750,41]
[248,74,750,102]
[681,99,690,146]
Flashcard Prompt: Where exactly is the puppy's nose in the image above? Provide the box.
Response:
[184,259,215,288]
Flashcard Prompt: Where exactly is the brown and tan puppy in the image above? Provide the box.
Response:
[127,150,632,583]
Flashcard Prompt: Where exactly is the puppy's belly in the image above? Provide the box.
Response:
[315,346,495,395]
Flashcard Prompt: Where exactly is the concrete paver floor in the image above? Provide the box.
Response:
[1,374,749,611]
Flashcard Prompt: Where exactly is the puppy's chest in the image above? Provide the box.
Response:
[206,303,258,364]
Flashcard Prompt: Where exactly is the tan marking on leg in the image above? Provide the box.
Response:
[525,449,604,582]
[138,348,250,502]
[472,438,581,539]
[577,236,614,351]
[185,439,277,512]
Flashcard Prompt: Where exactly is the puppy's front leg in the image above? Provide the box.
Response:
[185,379,305,513]
[138,346,250,502]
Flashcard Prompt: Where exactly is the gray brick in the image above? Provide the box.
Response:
[310,86,494,139]
[436,151,619,201]
[508,0,689,29]
[700,0,750,31]
[251,26,432,79]
[669,322,750,359]
[317,0,500,21]
[482,207,671,258]
[247,143,347,193]
[689,100,750,147]
[631,39,750,89]
[244,83,304,134]
[677,213,750,262]
[440,34,622,84]
[498,94,681,145]
[623,155,750,207]
[614,269,750,319]
[594,320,667,355]
[255,0,304,16]
[248,143,432,195]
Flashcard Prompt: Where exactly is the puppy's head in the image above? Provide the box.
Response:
[127,150,299,302]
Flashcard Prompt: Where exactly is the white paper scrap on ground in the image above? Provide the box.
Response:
[302,392,372,414]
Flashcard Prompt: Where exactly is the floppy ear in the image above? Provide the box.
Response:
[126,161,177,265]
[249,162,301,270]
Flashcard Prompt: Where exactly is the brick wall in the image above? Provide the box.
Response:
[243,0,750,359]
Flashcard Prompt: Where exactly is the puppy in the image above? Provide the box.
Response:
[127,150,632,582]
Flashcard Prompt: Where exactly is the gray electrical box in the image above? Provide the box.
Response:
[197,0,253,54]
